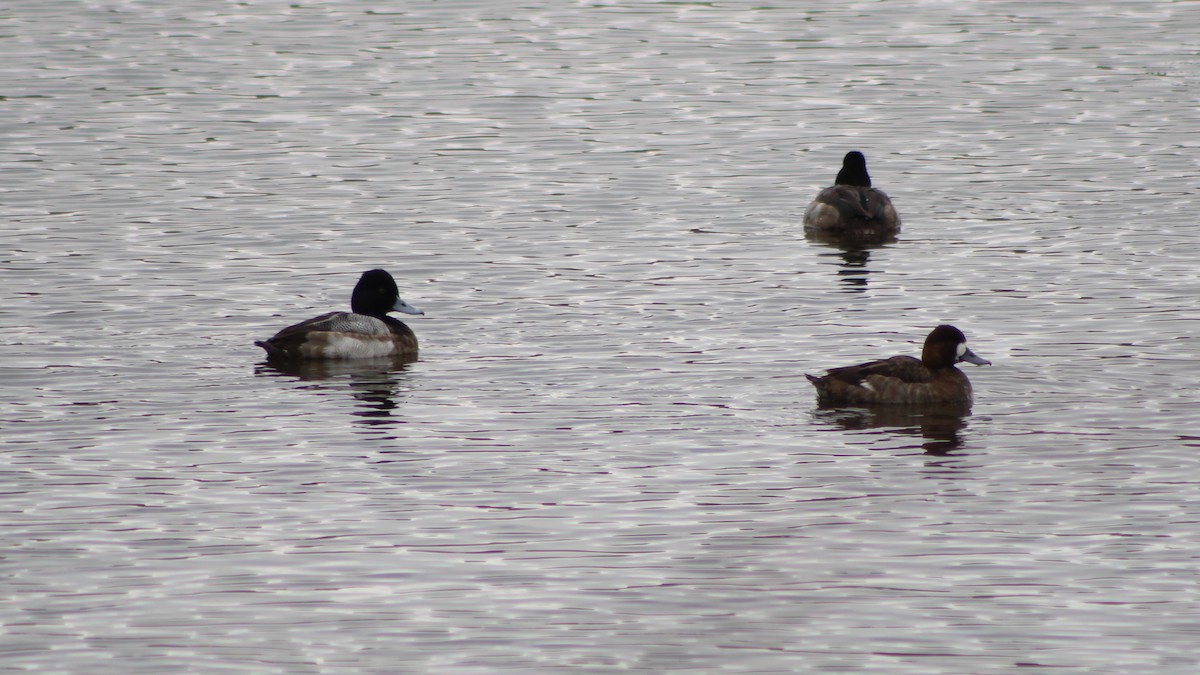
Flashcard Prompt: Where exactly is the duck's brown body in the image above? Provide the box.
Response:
[806,325,990,405]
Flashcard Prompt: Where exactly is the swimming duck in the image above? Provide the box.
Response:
[806,325,990,405]
[803,151,901,237]
[256,269,422,360]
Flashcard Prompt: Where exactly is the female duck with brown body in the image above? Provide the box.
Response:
[256,269,423,360]
[803,151,901,238]
[806,325,990,405]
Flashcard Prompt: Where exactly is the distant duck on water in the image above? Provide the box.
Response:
[256,269,423,361]
[803,151,901,238]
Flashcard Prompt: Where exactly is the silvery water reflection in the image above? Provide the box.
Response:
[4,0,1200,672]
[256,358,415,429]
[808,236,897,294]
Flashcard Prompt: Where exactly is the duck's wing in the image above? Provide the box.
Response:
[814,185,873,221]
[806,356,929,405]
[266,312,391,341]
[824,355,930,385]
[862,188,900,227]
[805,185,900,233]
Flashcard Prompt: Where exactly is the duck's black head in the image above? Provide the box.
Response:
[350,269,422,318]
[834,151,872,187]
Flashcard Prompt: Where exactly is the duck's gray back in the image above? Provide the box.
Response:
[312,312,392,336]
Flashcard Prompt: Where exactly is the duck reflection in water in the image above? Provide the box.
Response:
[255,356,415,428]
[812,403,971,455]
[810,238,893,294]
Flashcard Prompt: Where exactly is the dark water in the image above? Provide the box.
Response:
[3,1,1199,672]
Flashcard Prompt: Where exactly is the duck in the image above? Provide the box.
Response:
[805,325,990,405]
[803,151,901,237]
[256,268,423,360]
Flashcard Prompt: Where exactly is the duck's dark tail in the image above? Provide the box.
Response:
[255,339,283,358]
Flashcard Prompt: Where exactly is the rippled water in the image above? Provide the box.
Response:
[4,1,1200,672]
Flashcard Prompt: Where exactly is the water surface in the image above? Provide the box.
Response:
[3,1,1200,672]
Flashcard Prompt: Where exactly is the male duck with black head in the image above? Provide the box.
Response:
[803,151,901,239]
[806,325,990,405]
[256,269,423,361]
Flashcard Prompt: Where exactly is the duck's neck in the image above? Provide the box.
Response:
[836,168,871,187]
